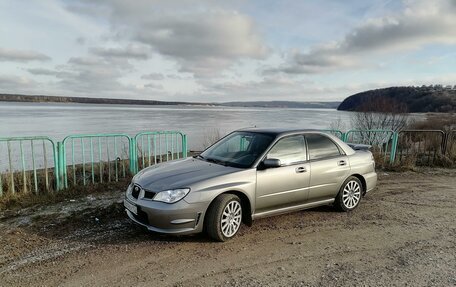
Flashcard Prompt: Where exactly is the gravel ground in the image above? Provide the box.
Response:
[0,168,455,287]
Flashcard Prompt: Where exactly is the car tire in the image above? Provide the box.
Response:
[205,194,242,242]
[335,176,363,212]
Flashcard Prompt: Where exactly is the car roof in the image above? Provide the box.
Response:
[237,127,323,137]
[237,127,355,156]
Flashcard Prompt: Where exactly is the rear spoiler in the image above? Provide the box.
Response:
[346,143,372,151]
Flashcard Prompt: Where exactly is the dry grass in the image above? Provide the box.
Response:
[409,113,456,131]
[0,177,130,211]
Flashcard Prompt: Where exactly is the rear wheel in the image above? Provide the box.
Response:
[205,194,242,241]
[335,176,362,211]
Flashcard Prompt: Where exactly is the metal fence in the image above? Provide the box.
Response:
[60,134,132,189]
[0,136,58,196]
[396,130,446,166]
[133,131,187,173]
[1,129,455,197]
[343,129,397,163]
[444,130,456,159]
[0,131,187,196]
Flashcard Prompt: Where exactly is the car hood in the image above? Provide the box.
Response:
[134,157,242,191]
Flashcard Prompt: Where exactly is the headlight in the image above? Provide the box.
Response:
[153,188,190,203]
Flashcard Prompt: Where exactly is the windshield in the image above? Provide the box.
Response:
[199,131,275,168]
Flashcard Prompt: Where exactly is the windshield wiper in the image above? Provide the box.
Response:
[205,157,229,166]
[193,154,205,160]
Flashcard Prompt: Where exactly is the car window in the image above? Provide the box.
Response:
[306,134,341,160]
[213,134,253,153]
[201,132,274,168]
[267,135,306,165]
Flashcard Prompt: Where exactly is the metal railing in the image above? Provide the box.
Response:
[444,130,456,161]
[132,131,187,173]
[60,134,132,189]
[0,136,58,196]
[1,128,455,198]
[0,131,188,195]
[343,129,397,163]
[396,130,446,166]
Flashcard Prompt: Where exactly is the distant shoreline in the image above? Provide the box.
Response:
[0,94,340,109]
[0,93,199,106]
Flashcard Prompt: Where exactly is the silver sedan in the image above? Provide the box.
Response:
[124,128,377,241]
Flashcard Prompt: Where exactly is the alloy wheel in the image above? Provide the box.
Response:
[342,180,361,209]
[221,200,242,238]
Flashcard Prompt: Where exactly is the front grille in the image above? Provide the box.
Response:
[132,184,141,199]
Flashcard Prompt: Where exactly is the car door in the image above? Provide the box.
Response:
[255,135,310,213]
[305,133,350,202]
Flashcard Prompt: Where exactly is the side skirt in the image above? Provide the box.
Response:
[252,198,335,220]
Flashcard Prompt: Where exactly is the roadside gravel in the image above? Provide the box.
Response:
[1,168,455,286]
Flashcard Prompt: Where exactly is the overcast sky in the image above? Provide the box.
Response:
[0,0,455,102]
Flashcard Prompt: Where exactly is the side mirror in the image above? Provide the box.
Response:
[263,158,281,168]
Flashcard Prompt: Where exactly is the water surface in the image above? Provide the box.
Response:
[0,102,352,149]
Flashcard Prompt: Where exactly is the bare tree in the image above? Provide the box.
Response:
[350,97,409,145]
[351,97,409,132]
[328,116,347,131]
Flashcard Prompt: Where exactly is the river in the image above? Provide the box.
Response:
[0,102,353,150]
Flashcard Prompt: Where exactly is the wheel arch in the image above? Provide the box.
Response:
[349,173,367,195]
[205,190,253,227]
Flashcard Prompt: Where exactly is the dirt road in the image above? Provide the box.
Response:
[1,169,455,286]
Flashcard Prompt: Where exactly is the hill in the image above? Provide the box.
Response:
[338,86,456,113]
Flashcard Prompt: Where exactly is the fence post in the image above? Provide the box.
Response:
[55,142,62,190]
[389,132,399,164]
[182,134,188,158]
[442,132,448,155]
[129,137,137,174]
[342,131,350,142]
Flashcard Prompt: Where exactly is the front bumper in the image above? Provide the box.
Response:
[124,197,209,235]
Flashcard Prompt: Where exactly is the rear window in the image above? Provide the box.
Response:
[306,134,341,160]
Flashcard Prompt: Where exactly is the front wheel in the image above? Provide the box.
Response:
[205,194,242,242]
[335,176,363,211]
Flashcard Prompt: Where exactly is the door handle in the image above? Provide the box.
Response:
[338,160,347,166]
[295,166,307,173]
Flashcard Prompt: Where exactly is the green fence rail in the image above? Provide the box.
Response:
[343,129,397,163]
[0,136,58,196]
[2,129,455,197]
[0,131,187,194]
[61,134,132,189]
[132,131,187,173]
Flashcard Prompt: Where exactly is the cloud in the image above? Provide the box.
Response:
[276,0,456,74]
[0,75,38,91]
[27,68,60,76]
[141,73,165,80]
[89,45,150,60]
[0,48,51,62]
[144,82,163,89]
[66,1,268,76]
[75,37,86,45]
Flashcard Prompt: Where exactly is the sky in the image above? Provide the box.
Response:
[0,0,455,102]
